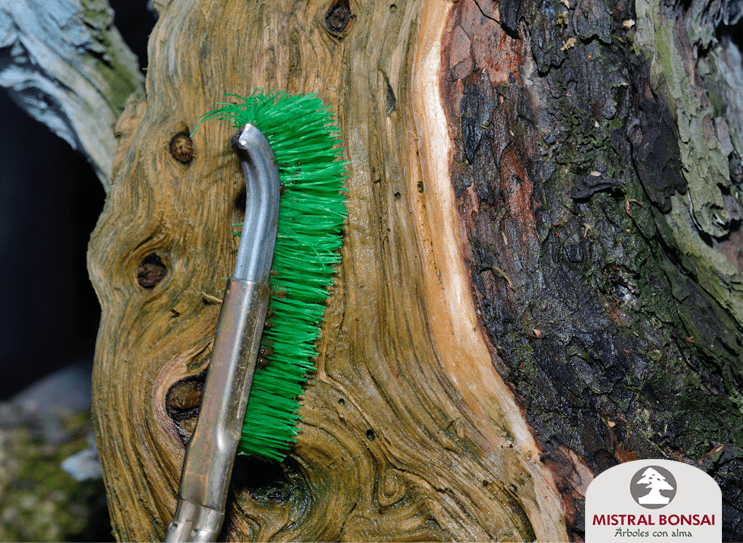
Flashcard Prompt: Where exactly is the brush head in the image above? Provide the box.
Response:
[197,90,347,462]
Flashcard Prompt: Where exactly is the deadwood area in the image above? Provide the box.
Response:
[0,0,143,188]
[56,0,743,540]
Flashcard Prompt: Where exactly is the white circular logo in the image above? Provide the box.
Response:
[630,465,678,509]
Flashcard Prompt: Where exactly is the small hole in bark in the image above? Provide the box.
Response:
[366,429,376,441]
[338,398,345,405]
[166,371,206,445]
[169,132,195,164]
[137,253,168,288]
[325,0,351,36]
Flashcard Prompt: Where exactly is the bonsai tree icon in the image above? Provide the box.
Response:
[635,467,674,505]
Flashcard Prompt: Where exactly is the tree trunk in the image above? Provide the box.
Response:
[87,0,743,541]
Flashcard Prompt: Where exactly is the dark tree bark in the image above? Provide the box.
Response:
[441,0,743,540]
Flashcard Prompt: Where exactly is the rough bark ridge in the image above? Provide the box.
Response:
[88,0,567,540]
[440,0,743,540]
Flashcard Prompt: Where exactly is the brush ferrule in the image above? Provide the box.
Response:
[165,499,221,542]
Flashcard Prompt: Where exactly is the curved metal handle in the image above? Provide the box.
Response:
[231,125,280,283]
[165,124,280,542]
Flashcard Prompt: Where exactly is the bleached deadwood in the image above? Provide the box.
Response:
[0,0,144,188]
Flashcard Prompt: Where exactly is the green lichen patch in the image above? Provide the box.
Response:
[634,0,735,237]
[76,0,144,115]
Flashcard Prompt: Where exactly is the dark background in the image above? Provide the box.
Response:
[0,0,156,400]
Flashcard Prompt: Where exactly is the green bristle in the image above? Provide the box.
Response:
[198,90,347,462]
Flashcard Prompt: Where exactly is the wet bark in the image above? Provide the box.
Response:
[83,0,743,541]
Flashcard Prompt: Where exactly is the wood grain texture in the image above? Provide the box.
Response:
[88,0,567,540]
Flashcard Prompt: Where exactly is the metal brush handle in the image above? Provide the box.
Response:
[165,124,280,543]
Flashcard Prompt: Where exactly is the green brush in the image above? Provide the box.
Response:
[165,90,347,543]
[203,90,348,461]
